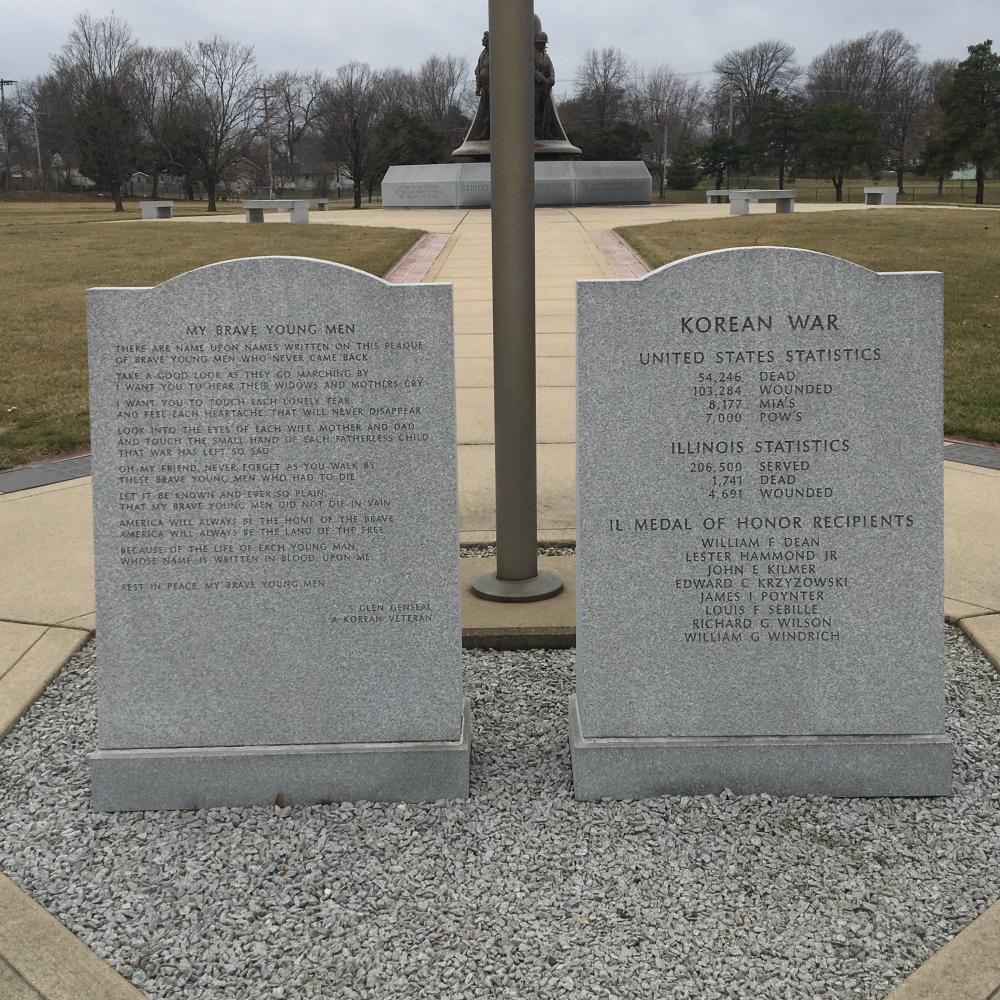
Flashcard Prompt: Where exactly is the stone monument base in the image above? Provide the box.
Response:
[91,698,472,810]
[382,161,652,208]
[451,138,583,160]
[569,697,952,800]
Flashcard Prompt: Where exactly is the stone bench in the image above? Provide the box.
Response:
[865,186,898,206]
[314,199,330,211]
[140,200,174,220]
[707,188,796,215]
[242,199,311,224]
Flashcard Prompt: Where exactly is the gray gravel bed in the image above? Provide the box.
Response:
[1,629,999,1000]
[460,544,575,558]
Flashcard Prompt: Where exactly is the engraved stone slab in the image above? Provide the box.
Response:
[382,164,462,208]
[381,161,651,208]
[572,247,950,799]
[572,161,652,206]
[87,256,468,808]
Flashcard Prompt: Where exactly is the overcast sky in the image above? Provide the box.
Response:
[2,0,995,91]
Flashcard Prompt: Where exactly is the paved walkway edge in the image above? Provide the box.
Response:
[0,874,145,1000]
[0,627,91,742]
[946,603,1000,673]
[885,898,1000,999]
[961,615,1000,672]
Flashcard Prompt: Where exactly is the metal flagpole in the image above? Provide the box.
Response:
[472,0,562,603]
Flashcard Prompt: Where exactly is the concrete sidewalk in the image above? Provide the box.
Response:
[0,480,94,742]
[3,202,1000,999]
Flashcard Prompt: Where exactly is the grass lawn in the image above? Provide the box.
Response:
[618,208,1000,443]
[652,178,1000,207]
[0,203,422,469]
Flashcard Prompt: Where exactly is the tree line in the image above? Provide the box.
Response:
[1,15,998,207]
[564,33,1000,203]
[1,13,472,210]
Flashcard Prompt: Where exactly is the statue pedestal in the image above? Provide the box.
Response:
[452,138,582,161]
[382,161,652,208]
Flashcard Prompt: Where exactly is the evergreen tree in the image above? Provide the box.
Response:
[938,40,1000,204]
[696,132,741,189]
[74,85,141,210]
[377,106,444,166]
[666,146,701,189]
[744,89,807,189]
[365,107,445,202]
[801,101,881,201]
[566,120,651,161]
[917,136,959,196]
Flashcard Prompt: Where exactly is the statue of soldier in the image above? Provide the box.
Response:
[465,31,490,143]
[452,17,580,160]
[533,32,559,141]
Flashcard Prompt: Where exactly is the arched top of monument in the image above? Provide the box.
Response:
[87,255,453,323]
[637,246,942,284]
[647,246,882,281]
[577,245,942,311]
[153,255,403,290]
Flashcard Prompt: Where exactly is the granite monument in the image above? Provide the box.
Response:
[382,161,651,208]
[87,256,469,810]
[571,246,951,799]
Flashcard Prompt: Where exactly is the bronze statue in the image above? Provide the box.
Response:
[464,31,490,143]
[533,32,560,141]
[452,16,580,160]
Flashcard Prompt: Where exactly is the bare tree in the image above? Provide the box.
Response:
[573,47,634,131]
[380,67,417,112]
[53,13,140,209]
[186,36,259,211]
[880,58,930,191]
[0,87,32,190]
[633,66,704,197]
[808,31,930,190]
[806,36,877,105]
[266,69,326,193]
[24,70,79,191]
[713,40,800,111]
[53,12,137,98]
[132,46,194,197]
[321,62,385,209]
[409,55,471,152]
[919,59,959,195]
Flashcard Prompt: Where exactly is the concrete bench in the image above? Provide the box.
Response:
[140,200,174,220]
[314,199,330,211]
[242,199,311,224]
[865,186,898,206]
[707,188,796,215]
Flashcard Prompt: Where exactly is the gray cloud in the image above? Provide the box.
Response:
[1,0,993,87]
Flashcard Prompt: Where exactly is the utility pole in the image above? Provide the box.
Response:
[0,79,16,193]
[662,123,668,201]
[32,111,42,191]
[472,0,562,603]
[261,84,275,200]
[726,85,735,190]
